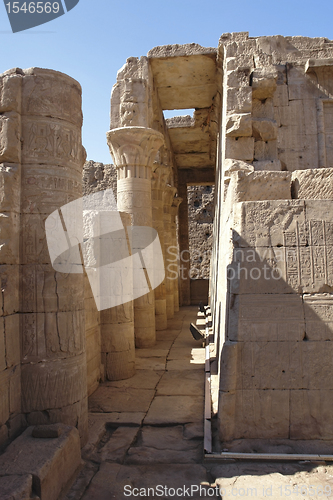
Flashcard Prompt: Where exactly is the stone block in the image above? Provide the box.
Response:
[225,137,254,161]
[254,139,277,161]
[224,159,254,176]
[85,297,100,331]
[0,425,81,500]
[252,119,278,141]
[303,294,333,341]
[0,475,33,500]
[9,365,21,414]
[252,67,278,99]
[0,265,19,316]
[226,68,251,88]
[0,112,21,163]
[227,294,305,343]
[101,323,135,353]
[21,354,87,412]
[0,318,5,371]
[22,69,82,127]
[0,74,22,113]
[232,200,306,247]
[226,87,252,113]
[226,113,252,137]
[0,163,20,213]
[253,159,282,171]
[0,370,9,426]
[21,265,84,313]
[0,212,20,265]
[292,168,333,199]
[290,390,333,439]
[219,389,289,441]
[229,170,291,203]
[252,98,274,119]
[273,84,289,107]
[21,164,82,214]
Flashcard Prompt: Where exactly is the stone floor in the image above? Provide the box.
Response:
[64,306,333,500]
[65,306,219,500]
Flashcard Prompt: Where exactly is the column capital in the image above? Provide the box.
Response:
[107,126,164,169]
[152,164,170,191]
[163,185,177,209]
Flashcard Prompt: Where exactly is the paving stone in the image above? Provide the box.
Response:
[135,356,167,371]
[144,396,204,424]
[156,370,204,396]
[166,358,205,370]
[140,425,199,450]
[135,349,169,358]
[81,463,214,500]
[125,445,202,464]
[168,347,206,362]
[88,386,155,413]
[103,370,163,390]
[91,426,140,463]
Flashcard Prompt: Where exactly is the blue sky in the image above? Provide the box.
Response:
[1,0,333,164]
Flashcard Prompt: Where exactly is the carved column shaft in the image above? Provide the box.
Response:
[178,183,191,306]
[164,186,177,319]
[20,69,88,444]
[170,197,182,313]
[151,165,169,330]
[107,126,164,348]
[99,215,135,379]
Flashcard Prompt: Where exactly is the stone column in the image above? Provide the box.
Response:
[100,212,136,381]
[20,68,88,444]
[107,126,164,348]
[170,197,183,313]
[164,185,177,319]
[151,164,169,330]
[178,183,191,306]
[0,70,22,448]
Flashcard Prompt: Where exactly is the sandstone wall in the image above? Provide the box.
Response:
[188,185,214,279]
[211,33,333,447]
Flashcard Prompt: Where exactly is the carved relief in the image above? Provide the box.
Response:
[284,220,333,290]
[22,119,82,167]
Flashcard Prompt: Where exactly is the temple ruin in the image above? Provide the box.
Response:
[1,32,333,498]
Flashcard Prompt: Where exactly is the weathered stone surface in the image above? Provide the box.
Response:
[252,67,278,99]
[292,168,333,199]
[156,369,204,396]
[0,112,20,163]
[89,386,155,413]
[104,369,162,390]
[144,395,204,424]
[0,425,80,500]
[225,137,254,161]
[252,118,278,141]
[226,87,252,113]
[0,474,33,500]
[253,159,282,171]
[228,170,291,202]
[0,74,22,113]
[226,113,252,137]
[92,426,140,463]
[32,424,63,438]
